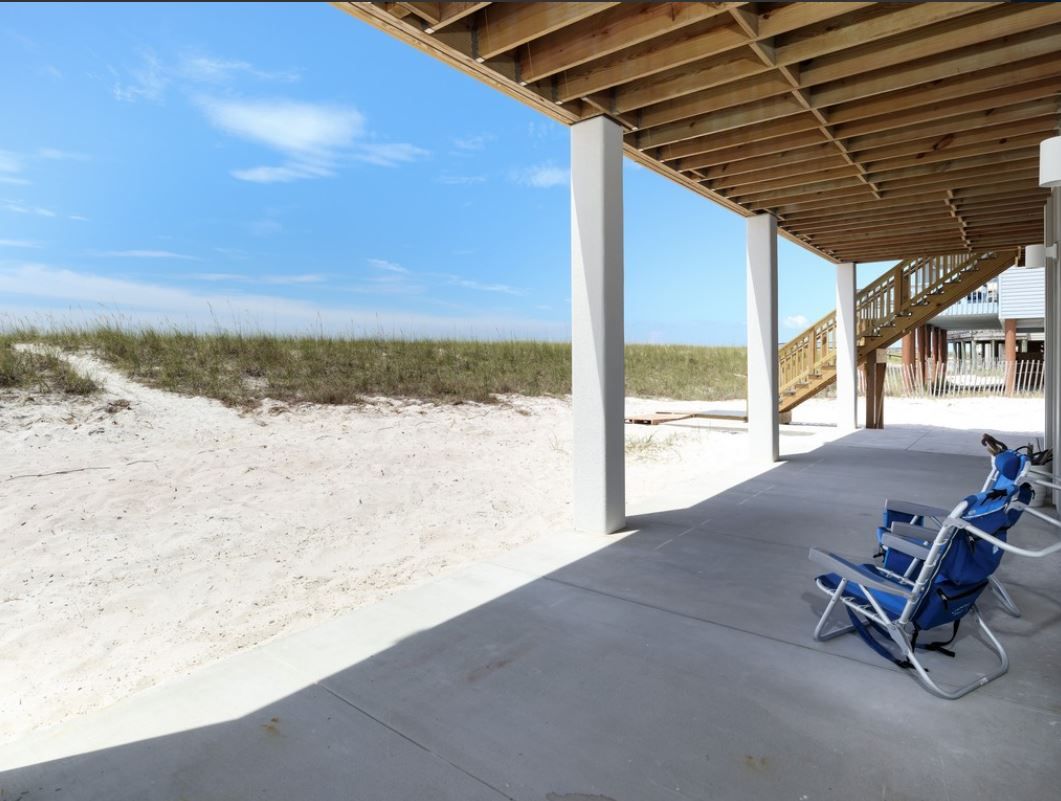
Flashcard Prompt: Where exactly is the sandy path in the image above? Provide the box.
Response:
[1,353,583,741]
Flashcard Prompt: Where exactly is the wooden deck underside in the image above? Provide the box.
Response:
[336,2,1060,263]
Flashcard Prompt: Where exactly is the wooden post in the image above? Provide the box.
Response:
[901,332,915,393]
[936,327,948,392]
[893,263,907,310]
[1004,318,1017,396]
[864,348,886,429]
[916,325,929,388]
[927,325,937,388]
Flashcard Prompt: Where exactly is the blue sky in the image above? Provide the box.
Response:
[0,2,893,344]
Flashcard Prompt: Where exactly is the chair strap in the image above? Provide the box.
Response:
[845,608,910,669]
[845,610,961,667]
[921,620,960,658]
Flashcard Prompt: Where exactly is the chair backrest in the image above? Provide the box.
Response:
[985,449,1034,526]
[900,453,1030,629]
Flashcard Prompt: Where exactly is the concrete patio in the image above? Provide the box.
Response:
[3,421,1059,800]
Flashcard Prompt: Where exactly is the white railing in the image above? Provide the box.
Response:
[937,296,999,317]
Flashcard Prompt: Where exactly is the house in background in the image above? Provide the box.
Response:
[895,258,1046,397]
[933,262,1046,361]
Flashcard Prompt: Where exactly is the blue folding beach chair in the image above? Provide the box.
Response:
[810,452,1061,698]
[874,449,1032,617]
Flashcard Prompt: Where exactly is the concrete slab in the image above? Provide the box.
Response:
[310,578,1060,801]
[3,433,1060,800]
[5,680,508,801]
[840,424,1044,457]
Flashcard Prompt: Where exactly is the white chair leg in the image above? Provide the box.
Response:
[989,576,1022,617]
[886,607,1009,700]
[813,579,855,641]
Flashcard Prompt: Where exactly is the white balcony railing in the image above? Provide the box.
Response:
[937,296,999,317]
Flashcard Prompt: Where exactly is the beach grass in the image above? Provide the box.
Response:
[624,432,680,459]
[0,336,100,396]
[5,327,746,405]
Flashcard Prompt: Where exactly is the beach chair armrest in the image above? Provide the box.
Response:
[881,528,931,561]
[884,498,948,520]
[808,548,913,598]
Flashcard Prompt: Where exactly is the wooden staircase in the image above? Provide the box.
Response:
[778,248,1020,414]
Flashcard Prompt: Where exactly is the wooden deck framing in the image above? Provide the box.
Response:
[335,1,1060,263]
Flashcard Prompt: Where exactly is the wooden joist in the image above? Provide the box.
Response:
[519,2,733,85]
[476,2,617,61]
[554,17,748,103]
[773,2,989,68]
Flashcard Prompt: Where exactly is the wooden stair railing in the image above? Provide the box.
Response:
[777,249,1020,414]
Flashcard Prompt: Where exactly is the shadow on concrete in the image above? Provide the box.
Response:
[3,429,1060,800]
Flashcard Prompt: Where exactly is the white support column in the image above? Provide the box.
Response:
[1048,192,1061,504]
[1045,210,1055,456]
[571,115,625,534]
[746,213,779,462]
[835,261,858,432]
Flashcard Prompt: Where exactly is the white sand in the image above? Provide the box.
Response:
[0,352,1045,742]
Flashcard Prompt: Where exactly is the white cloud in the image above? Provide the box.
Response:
[96,249,199,260]
[231,164,329,183]
[177,54,299,85]
[111,48,300,104]
[69,214,89,222]
[511,163,568,189]
[112,48,167,102]
[783,314,809,329]
[37,148,90,161]
[263,274,324,285]
[187,272,325,285]
[353,142,429,167]
[186,272,245,282]
[0,263,566,339]
[0,147,89,185]
[197,96,427,182]
[527,120,564,141]
[0,151,25,182]
[447,277,525,296]
[246,218,282,237]
[1,201,55,217]
[0,238,40,248]
[368,258,408,274]
[198,97,364,158]
[438,174,486,185]
[365,259,525,297]
[355,259,420,294]
[107,49,427,183]
[452,134,494,152]
[348,279,427,296]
